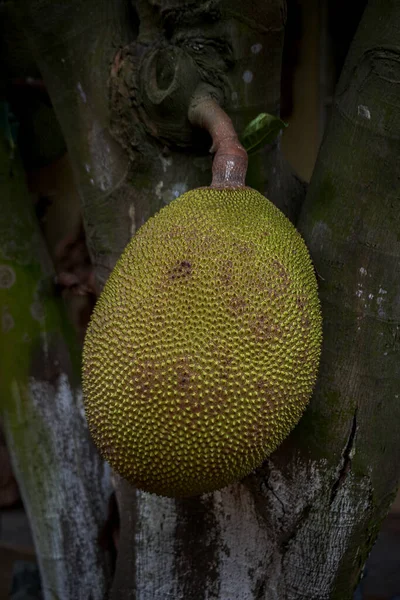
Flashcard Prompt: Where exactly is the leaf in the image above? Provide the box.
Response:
[240,113,287,154]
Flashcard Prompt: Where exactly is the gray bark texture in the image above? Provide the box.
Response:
[12,0,400,598]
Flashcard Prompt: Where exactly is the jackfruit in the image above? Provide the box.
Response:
[82,186,322,498]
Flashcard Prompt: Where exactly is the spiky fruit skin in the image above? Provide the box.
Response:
[82,187,322,498]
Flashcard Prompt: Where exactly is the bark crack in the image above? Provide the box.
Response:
[260,476,286,516]
[280,503,313,552]
[329,409,358,504]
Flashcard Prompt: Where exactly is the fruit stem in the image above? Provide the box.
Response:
[188,90,248,188]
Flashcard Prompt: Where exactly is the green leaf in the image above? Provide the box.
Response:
[240,113,287,154]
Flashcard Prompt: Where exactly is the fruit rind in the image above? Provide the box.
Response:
[82,187,322,498]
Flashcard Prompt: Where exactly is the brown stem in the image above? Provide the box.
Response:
[188,91,248,188]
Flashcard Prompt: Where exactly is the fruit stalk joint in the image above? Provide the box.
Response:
[188,91,248,188]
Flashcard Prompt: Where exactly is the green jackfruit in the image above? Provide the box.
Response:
[82,187,322,497]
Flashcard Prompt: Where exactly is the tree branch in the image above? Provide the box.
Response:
[0,137,112,600]
[188,90,248,187]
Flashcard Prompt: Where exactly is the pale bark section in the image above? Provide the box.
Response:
[132,484,275,600]
[283,477,371,599]
[3,376,111,600]
[114,453,372,599]
[135,492,178,600]
[211,485,274,600]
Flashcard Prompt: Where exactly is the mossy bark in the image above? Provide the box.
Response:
[285,1,400,595]
[0,138,112,600]
[11,0,400,598]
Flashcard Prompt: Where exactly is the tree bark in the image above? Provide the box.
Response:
[0,136,112,599]
[13,0,400,598]
[292,0,400,595]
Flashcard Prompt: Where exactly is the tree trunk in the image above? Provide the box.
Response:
[0,136,112,599]
[293,0,400,595]
[13,0,400,598]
